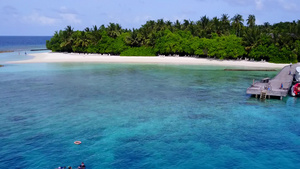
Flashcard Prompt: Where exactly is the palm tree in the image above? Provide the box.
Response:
[187,21,196,36]
[140,20,157,46]
[196,15,211,38]
[89,25,102,45]
[92,25,98,32]
[247,15,256,28]
[99,24,106,31]
[220,14,230,35]
[200,15,210,30]
[165,20,173,31]
[73,31,90,52]
[182,19,190,30]
[60,25,74,52]
[243,27,261,52]
[84,27,90,32]
[149,20,156,28]
[65,25,74,36]
[139,27,149,46]
[231,14,244,36]
[107,23,122,38]
[155,19,165,32]
[142,20,156,32]
[262,22,271,33]
[46,31,62,51]
[288,21,300,39]
[212,17,221,35]
[174,20,181,31]
[125,29,142,47]
[293,20,300,39]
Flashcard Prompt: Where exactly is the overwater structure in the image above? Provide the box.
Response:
[246,64,300,99]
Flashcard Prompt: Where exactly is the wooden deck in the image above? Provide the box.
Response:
[246,64,300,99]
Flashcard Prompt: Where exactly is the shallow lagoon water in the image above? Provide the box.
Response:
[1,62,300,169]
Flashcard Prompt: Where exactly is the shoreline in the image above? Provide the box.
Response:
[6,52,289,69]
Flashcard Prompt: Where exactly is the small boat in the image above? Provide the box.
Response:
[290,83,300,96]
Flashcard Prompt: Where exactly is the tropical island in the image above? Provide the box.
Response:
[46,14,300,64]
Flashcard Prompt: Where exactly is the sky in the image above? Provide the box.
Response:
[1,0,300,36]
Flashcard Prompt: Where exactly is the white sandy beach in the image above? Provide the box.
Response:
[7,52,289,69]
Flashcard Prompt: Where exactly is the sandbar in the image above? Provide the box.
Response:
[7,52,289,69]
[0,50,13,53]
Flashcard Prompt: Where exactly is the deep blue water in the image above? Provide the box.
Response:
[0,37,300,169]
[0,36,52,63]
[0,36,51,51]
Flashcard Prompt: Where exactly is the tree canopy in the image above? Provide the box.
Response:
[46,14,300,63]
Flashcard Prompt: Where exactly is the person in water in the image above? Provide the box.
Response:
[78,162,85,169]
[81,162,85,169]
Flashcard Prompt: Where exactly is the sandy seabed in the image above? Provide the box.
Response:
[7,52,289,69]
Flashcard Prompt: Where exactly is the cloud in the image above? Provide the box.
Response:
[59,13,81,24]
[2,5,19,16]
[20,7,82,26]
[57,6,78,15]
[224,0,253,6]
[1,5,19,23]
[255,0,263,10]
[57,6,82,24]
[133,15,152,23]
[223,0,299,11]
[278,0,299,11]
[22,12,58,25]
[221,0,264,9]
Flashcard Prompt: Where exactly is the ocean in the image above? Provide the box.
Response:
[0,36,52,63]
[0,37,299,169]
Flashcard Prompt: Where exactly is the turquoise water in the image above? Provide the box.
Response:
[1,62,300,168]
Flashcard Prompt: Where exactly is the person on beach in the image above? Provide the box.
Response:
[280,83,283,89]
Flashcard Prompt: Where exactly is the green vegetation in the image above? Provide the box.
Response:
[46,14,300,63]
[120,47,156,56]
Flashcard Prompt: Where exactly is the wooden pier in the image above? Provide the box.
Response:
[246,64,300,99]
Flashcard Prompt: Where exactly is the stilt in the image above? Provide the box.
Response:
[260,91,267,99]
